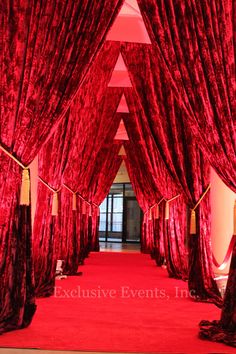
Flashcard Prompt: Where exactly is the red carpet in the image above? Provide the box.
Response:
[0,252,234,353]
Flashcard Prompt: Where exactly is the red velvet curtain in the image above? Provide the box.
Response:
[33,112,73,297]
[124,152,158,254]
[89,142,123,250]
[0,1,124,332]
[164,195,188,281]
[0,156,34,333]
[122,111,163,254]
[137,0,236,193]
[61,82,122,274]
[33,44,121,286]
[123,90,188,280]
[59,188,81,275]
[137,0,236,341]
[121,45,221,306]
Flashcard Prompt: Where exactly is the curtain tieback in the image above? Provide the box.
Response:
[149,198,165,220]
[63,184,77,211]
[212,235,236,271]
[190,184,211,234]
[0,145,30,205]
[165,194,181,220]
[92,203,99,217]
[38,177,60,216]
[145,197,165,220]
[75,192,91,215]
[154,197,165,219]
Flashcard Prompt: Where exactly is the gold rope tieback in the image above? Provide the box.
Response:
[74,191,91,215]
[38,177,61,216]
[0,145,30,205]
[190,184,211,235]
[146,197,165,220]
[155,198,165,219]
[165,194,180,220]
[92,203,100,217]
[20,168,30,205]
[63,184,77,211]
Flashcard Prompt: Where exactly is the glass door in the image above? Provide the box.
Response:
[99,183,142,243]
[123,198,141,242]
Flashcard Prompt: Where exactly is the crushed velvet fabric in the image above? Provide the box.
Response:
[123,89,187,279]
[33,44,121,289]
[137,0,236,193]
[89,142,123,251]
[121,45,222,306]
[33,112,73,297]
[0,0,124,332]
[0,155,36,332]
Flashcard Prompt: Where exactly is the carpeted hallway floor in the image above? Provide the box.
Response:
[0,252,234,353]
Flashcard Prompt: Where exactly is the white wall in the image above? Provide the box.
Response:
[210,168,235,274]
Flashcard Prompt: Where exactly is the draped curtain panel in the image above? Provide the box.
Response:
[61,66,122,272]
[121,46,221,306]
[34,43,121,283]
[164,196,188,281]
[59,188,80,275]
[137,0,236,193]
[135,1,236,340]
[123,121,162,254]
[89,142,123,250]
[0,155,34,333]
[153,203,165,267]
[124,154,156,254]
[124,90,188,281]
[0,0,124,332]
[33,113,73,297]
[88,105,124,251]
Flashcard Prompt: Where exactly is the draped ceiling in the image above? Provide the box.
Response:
[0,0,235,347]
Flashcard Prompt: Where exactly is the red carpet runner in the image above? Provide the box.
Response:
[0,252,234,353]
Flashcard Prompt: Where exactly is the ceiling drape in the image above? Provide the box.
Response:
[0,0,124,333]
[137,0,236,193]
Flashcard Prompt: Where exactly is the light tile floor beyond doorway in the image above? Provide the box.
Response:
[99,242,140,252]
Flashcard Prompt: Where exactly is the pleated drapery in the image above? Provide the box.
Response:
[137,0,236,193]
[123,90,188,281]
[0,0,124,333]
[33,113,73,297]
[33,43,122,292]
[121,48,222,306]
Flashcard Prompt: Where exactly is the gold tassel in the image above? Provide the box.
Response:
[154,204,159,219]
[20,169,30,205]
[234,200,236,235]
[190,209,196,234]
[82,200,87,215]
[52,192,58,216]
[72,193,77,211]
[148,208,152,220]
[165,201,169,220]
